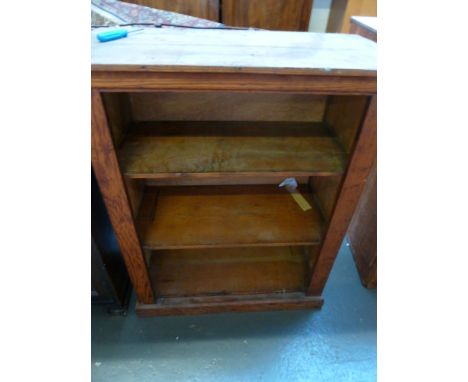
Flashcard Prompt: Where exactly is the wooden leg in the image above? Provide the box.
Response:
[308,95,377,295]
[91,90,154,304]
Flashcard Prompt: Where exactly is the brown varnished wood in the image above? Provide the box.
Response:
[119,122,346,179]
[137,185,324,250]
[349,22,377,42]
[149,246,315,297]
[348,161,376,288]
[348,15,377,288]
[309,176,342,223]
[325,95,369,154]
[123,0,220,21]
[136,292,323,316]
[222,0,313,31]
[124,178,145,217]
[146,175,310,187]
[101,93,132,147]
[91,90,154,304]
[308,95,376,295]
[92,28,377,314]
[129,92,326,122]
[93,72,376,95]
[327,0,376,33]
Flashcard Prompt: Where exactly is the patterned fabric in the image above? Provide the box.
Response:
[91,0,223,27]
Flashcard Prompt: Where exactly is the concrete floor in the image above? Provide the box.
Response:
[92,239,376,382]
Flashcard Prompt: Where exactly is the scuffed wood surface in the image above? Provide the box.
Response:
[119,122,346,178]
[91,28,377,76]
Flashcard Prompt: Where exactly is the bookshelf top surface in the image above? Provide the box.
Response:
[91,28,376,76]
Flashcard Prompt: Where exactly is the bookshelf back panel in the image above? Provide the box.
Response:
[129,92,327,122]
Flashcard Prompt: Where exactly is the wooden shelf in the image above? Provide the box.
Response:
[149,246,316,298]
[137,185,324,249]
[119,122,346,179]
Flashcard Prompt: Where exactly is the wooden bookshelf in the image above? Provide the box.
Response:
[91,28,377,316]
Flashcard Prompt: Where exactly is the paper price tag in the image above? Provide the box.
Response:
[279,178,312,212]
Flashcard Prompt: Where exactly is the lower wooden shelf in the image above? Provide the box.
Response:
[150,246,316,296]
[136,246,320,315]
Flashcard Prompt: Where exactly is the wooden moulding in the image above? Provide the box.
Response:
[92,71,376,95]
[137,185,324,250]
[136,293,324,316]
[119,122,346,179]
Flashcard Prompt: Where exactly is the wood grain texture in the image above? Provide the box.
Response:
[123,0,220,21]
[348,15,377,288]
[137,185,324,249]
[101,93,132,147]
[123,178,145,216]
[119,122,346,178]
[348,161,376,288]
[327,0,376,33]
[136,292,323,316]
[308,95,376,295]
[149,246,315,297]
[91,90,154,304]
[325,95,369,154]
[91,28,377,76]
[145,175,310,187]
[129,92,326,122]
[92,71,376,94]
[222,0,313,31]
[309,176,342,223]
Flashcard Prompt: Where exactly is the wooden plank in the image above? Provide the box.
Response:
[91,29,377,76]
[138,185,324,249]
[150,247,315,297]
[136,292,323,316]
[308,95,376,295]
[123,0,220,22]
[348,160,376,288]
[119,122,346,178]
[91,90,154,304]
[146,175,310,187]
[348,15,376,288]
[92,71,376,94]
[129,92,326,122]
[222,0,313,31]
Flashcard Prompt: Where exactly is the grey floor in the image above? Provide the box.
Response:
[92,239,376,382]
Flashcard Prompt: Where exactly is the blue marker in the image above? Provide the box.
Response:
[97,28,143,43]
